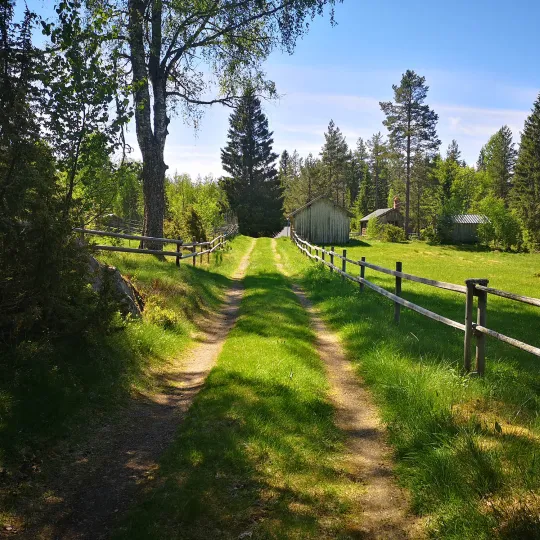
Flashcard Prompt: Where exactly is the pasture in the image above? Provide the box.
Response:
[277,237,540,538]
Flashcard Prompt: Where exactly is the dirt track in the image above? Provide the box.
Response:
[272,239,420,539]
[21,240,255,540]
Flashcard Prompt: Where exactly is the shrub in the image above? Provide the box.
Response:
[382,224,406,243]
[145,301,180,330]
[366,217,383,239]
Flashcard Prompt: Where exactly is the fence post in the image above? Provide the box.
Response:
[207,242,210,264]
[342,249,347,280]
[322,246,325,263]
[394,262,402,323]
[360,257,365,292]
[463,280,476,373]
[330,246,334,272]
[476,283,488,376]
[176,242,181,267]
[192,237,196,267]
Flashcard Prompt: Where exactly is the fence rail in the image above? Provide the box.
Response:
[292,232,540,375]
[76,224,238,266]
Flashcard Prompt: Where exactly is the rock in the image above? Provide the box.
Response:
[88,256,144,318]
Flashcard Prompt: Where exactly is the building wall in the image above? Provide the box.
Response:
[292,199,350,244]
[452,223,479,243]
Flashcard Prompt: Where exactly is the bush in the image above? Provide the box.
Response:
[366,217,383,239]
[477,196,522,251]
[145,301,180,330]
[382,224,406,243]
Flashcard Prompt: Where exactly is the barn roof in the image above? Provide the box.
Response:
[288,195,354,218]
[451,214,489,224]
[359,207,395,222]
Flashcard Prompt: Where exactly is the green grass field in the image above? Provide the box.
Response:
[115,238,365,539]
[277,237,540,539]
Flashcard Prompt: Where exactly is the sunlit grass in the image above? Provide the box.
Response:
[277,237,540,539]
[116,238,365,540]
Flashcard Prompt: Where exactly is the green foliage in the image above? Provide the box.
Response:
[382,224,406,242]
[181,205,207,242]
[484,126,517,200]
[511,93,540,251]
[165,174,227,239]
[477,196,522,250]
[0,3,109,343]
[366,217,383,239]
[221,87,283,236]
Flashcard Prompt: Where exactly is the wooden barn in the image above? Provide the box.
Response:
[288,196,352,244]
[451,214,488,243]
[359,197,403,235]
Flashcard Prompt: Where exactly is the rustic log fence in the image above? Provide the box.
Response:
[292,232,540,375]
[74,224,238,266]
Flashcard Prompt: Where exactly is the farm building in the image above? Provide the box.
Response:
[288,196,352,244]
[359,198,403,235]
[451,214,488,243]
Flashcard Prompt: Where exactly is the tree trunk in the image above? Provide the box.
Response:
[405,124,411,235]
[141,146,167,249]
[129,0,168,250]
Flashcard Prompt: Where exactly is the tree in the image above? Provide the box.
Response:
[511,93,540,250]
[477,146,487,171]
[380,70,440,233]
[367,132,388,209]
[350,137,369,206]
[320,119,350,206]
[446,139,463,165]
[220,88,282,237]
[85,0,339,248]
[484,125,517,200]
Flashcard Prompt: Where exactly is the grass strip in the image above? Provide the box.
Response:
[116,237,364,540]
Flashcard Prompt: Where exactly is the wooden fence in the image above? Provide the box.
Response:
[292,232,540,375]
[74,224,238,267]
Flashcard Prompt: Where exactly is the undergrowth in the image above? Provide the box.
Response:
[0,236,252,529]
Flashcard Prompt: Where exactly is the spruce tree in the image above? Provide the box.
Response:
[220,88,282,236]
[511,94,540,250]
[380,70,440,233]
[350,138,369,205]
[484,125,517,200]
[320,120,350,206]
[446,139,463,165]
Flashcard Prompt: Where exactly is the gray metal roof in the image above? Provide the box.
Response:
[359,208,393,222]
[452,214,489,224]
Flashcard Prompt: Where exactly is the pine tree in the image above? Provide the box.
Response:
[477,146,487,171]
[349,138,369,205]
[511,94,540,250]
[220,88,282,236]
[484,125,517,200]
[367,132,388,209]
[380,70,440,233]
[320,120,350,207]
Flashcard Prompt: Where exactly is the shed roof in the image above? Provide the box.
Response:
[288,195,354,218]
[451,214,489,224]
[360,207,394,222]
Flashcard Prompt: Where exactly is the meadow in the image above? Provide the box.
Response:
[277,237,540,539]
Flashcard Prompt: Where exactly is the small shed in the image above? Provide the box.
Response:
[359,198,403,235]
[288,196,352,244]
[451,214,488,243]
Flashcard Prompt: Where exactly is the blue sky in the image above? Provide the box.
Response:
[22,0,540,178]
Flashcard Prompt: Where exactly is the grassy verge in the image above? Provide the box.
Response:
[276,237,540,539]
[0,236,252,528]
[115,237,364,540]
